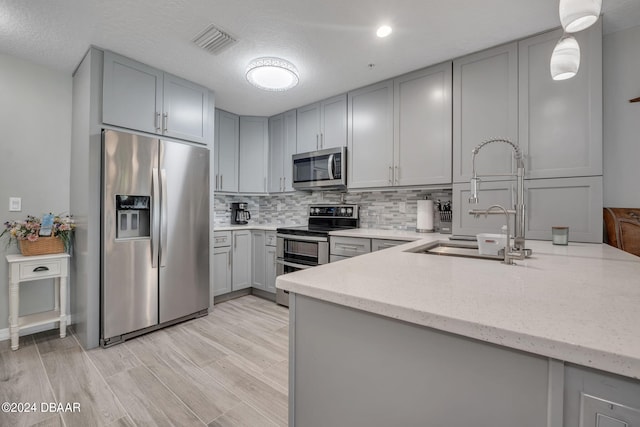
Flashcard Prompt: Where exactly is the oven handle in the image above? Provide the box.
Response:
[276,233,328,243]
[276,260,313,270]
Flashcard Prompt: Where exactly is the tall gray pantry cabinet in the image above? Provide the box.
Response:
[71,48,216,349]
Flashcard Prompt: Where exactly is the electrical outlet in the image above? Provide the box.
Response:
[399,202,406,214]
[9,197,21,212]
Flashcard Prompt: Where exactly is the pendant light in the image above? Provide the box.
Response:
[550,35,581,81]
[559,0,602,33]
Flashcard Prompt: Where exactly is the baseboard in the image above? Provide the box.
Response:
[0,315,72,342]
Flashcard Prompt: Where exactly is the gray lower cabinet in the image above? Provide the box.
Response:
[251,230,266,290]
[231,230,252,290]
[453,42,518,183]
[330,236,371,258]
[453,177,603,242]
[265,231,277,293]
[213,231,232,297]
[371,239,405,251]
[214,109,239,192]
[518,22,602,179]
[239,116,269,193]
[103,51,209,144]
[564,365,640,427]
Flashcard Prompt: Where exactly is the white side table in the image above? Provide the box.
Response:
[6,253,70,350]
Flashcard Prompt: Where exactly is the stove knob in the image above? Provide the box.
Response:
[346,208,353,215]
[340,208,346,215]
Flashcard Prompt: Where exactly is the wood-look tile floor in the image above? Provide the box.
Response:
[0,295,289,427]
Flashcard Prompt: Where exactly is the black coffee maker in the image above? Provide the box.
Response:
[231,202,251,225]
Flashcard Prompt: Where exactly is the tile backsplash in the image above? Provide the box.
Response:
[215,189,452,231]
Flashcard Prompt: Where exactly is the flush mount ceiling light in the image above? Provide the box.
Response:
[550,35,581,80]
[246,57,299,91]
[559,0,602,33]
[376,25,392,38]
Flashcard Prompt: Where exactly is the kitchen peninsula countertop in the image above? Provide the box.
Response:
[276,236,640,379]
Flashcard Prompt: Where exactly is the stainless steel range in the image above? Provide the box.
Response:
[275,204,359,306]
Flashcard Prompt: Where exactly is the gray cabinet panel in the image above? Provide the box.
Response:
[251,231,266,290]
[296,103,320,153]
[283,110,297,192]
[330,236,371,257]
[239,116,268,193]
[214,109,239,193]
[453,43,518,183]
[231,230,251,291]
[525,177,603,243]
[394,62,452,186]
[268,114,285,193]
[518,22,602,179]
[453,181,515,236]
[213,246,231,297]
[103,51,163,135]
[162,73,208,144]
[348,80,394,189]
[371,239,405,251]
[320,94,347,149]
[265,245,277,293]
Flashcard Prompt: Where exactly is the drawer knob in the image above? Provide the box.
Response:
[33,266,50,272]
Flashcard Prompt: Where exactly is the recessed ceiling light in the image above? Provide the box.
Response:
[376,25,392,38]
[246,57,299,91]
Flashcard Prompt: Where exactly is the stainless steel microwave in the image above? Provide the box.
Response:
[292,147,347,191]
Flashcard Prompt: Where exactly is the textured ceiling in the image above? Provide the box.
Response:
[0,0,638,116]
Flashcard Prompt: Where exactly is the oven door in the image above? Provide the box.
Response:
[275,260,312,307]
[277,234,329,265]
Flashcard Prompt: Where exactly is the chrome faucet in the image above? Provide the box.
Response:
[468,138,532,261]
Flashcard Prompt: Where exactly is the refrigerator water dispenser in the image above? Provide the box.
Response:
[115,195,150,239]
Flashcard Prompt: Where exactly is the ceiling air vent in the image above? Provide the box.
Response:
[192,24,237,55]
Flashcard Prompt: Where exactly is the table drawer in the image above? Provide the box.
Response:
[19,259,62,280]
[214,231,232,247]
[330,236,371,257]
[265,231,277,247]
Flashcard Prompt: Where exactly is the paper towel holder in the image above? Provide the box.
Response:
[416,199,435,233]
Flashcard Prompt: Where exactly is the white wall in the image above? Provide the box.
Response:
[603,25,640,207]
[0,53,72,331]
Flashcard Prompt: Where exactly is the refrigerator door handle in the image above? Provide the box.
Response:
[151,168,160,268]
[160,168,168,267]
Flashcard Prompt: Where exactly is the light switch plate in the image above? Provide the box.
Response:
[9,197,21,212]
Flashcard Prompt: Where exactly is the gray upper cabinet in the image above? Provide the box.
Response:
[214,109,239,193]
[453,42,518,183]
[268,110,297,193]
[239,116,269,193]
[103,51,209,144]
[518,22,602,179]
[296,94,347,153]
[348,80,394,189]
[394,62,452,186]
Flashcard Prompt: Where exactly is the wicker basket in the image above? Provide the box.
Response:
[18,236,65,256]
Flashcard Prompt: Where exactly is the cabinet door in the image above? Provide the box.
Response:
[371,239,405,251]
[268,114,285,193]
[452,181,515,237]
[394,62,452,186]
[453,43,518,183]
[297,103,321,153]
[265,245,277,293]
[519,22,602,179]
[232,231,252,290]
[213,246,232,296]
[239,116,269,193]
[283,109,297,192]
[215,110,239,192]
[525,176,603,243]
[348,80,394,189]
[320,94,347,149]
[162,73,209,144]
[581,394,640,427]
[252,231,266,290]
[103,51,163,134]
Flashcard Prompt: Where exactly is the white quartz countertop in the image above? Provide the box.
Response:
[214,224,279,231]
[276,235,640,379]
[329,228,438,241]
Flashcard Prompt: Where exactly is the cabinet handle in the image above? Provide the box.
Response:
[215,174,219,190]
[283,177,286,191]
[395,165,399,185]
[316,134,319,150]
[280,177,283,192]
[220,174,223,190]
[229,250,232,268]
[33,266,49,272]
[320,133,324,149]
[154,112,161,132]
[388,166,392,184]
[163,113,168,132]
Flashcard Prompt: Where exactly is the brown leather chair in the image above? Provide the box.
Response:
[604,208,640,257]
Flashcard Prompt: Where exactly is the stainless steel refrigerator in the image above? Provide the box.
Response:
[101,129,209,346]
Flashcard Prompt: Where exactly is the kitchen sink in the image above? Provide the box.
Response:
[405,240,503,261]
